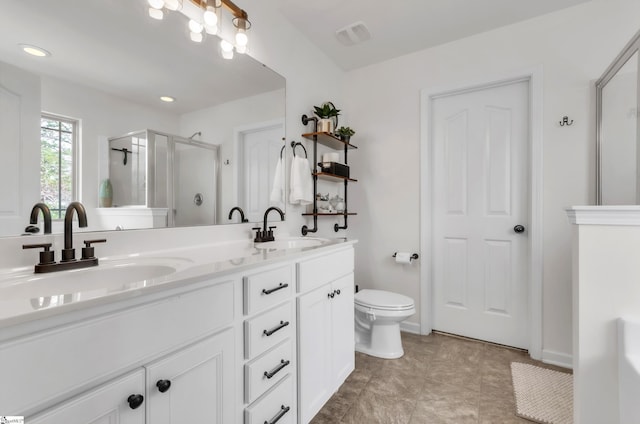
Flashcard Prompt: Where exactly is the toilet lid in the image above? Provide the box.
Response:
[354,289,415,311]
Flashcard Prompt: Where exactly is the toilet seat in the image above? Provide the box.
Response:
[354,289,414,311]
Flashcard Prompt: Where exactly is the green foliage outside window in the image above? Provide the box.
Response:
[41,117,74,219]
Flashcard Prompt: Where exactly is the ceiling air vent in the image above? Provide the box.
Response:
[335,21,371,46]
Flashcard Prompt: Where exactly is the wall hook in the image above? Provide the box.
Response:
[559,116,574,126]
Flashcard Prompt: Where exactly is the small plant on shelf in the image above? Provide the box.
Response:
[336,126,355,142]
[313,102,340,133]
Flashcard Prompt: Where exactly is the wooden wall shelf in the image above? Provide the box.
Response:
[314,172,358,182]
[301,132,357,150]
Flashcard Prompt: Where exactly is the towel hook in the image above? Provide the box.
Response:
[559,116,574,126]
[280,145,285,159]
[290,141,308,158]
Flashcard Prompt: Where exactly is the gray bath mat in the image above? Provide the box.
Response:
[510,362,573,424]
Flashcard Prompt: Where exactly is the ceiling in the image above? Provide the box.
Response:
[0,0,593,112]
[275,0,593,70]
[0,0,284,114]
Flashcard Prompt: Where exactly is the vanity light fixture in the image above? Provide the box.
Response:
[220,39,234,59]
[164,0,183,11]
[147,0,165,19]
[188,19,204,42]
[20,44,51,57]
[160,96,175,102]
[203,0,221,35]
[146,0,251,59]
[233,16,250,54]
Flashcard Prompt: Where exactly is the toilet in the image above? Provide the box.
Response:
[354,289,416,359]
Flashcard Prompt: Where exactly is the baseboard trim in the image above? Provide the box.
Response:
[400,321,421,335]
[542,349,573,369]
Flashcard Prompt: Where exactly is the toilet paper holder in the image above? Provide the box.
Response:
[392,252,419,260]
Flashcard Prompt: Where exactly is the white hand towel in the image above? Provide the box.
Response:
[289,156,313,205]
[270,156,284,204]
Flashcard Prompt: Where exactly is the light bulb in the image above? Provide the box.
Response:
[148,7,164,20]
[221,49,234,60]
[235,44,247,54]
[188,19,203,34]
[220,39,234,52]
[164,0,182,11]
[203,6,218,26]
[204,23,218,35]
[235,31,248,47]
[190,31,204,43]
[148,0,164,9]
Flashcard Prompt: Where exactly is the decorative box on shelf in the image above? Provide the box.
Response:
[319,162,350,178]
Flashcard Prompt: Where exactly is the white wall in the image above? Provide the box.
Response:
[344,0,640,364]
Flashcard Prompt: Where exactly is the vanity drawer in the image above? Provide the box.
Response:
[245,340,292,404]
[244,265,293,315]
[245,375,294,424]
[244,302,292,359]
[297,247,354,293]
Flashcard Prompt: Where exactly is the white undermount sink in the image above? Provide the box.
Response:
[0,257,192,299]
[254,237,330,250]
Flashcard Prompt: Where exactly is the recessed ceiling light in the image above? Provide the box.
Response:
[160,96,175,103]
[19,44,51,57]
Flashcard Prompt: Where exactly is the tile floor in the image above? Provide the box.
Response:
[310,332,571,424]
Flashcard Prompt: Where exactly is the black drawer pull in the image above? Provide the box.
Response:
[262,283,288,295]
[264,405,290,424]
[263,320,289,336]
[264,359,290,379]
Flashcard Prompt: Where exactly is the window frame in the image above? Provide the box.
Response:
[40,112,79,220]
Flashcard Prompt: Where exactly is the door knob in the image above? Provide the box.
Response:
[514,225,525,233]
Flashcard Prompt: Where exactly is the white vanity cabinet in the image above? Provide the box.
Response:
[145,328,235,423]
[241,263,297,424]
[297,247,355,424]
[1,240,357,424]
[28,369,146,424]
[29,329,235,424]
[3,278,237,423]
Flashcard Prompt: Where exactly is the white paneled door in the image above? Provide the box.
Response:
[431,80,530,349]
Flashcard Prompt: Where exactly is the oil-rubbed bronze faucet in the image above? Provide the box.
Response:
[253,206,285,242]
[22,201,107,273]
[29,203,52,234]
[62,201,88,262]
[228,206,248,223]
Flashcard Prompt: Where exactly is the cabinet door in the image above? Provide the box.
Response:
[297,285,333,424]
[146,328,234,424]
[331,273,355,388]
[28,369,145,424]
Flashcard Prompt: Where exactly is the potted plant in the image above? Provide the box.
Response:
[313,102,340,133]
[336,126,355,142]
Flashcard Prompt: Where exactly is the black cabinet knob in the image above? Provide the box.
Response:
[514,225,525,233]
[335,289,341,295]
[127,394,144,409]
[156,379,172,393]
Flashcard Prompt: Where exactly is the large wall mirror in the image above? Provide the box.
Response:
[596,29,640,205]
[0,0,285,237]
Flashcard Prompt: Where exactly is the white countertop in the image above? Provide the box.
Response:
[0,237,356,330]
